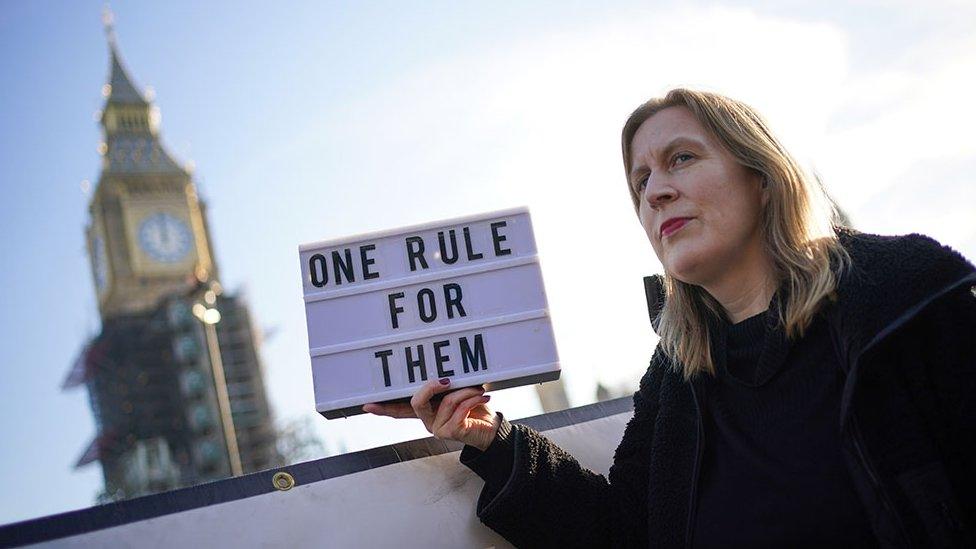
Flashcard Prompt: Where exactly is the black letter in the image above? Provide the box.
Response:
[437,230,459,264]
[309,254,328,287]
[406,236,429,271]
[360,244,379,280]
[331,249,355,284]
[460,334,487,373]
[491,221,512,256]
[444,283,466,319]
[405,345,428,383]
[374,349,394,387]
[388,292,405,329]
[433,340,454,378]
[463,227,484,260]
[417,288,437,323]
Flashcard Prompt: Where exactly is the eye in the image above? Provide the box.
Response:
[634,174,649,194]
[671,152,694,166]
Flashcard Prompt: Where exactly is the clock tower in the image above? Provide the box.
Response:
[87,21,216,318]
[68,13,283,501]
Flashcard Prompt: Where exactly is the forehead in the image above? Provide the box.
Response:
[630,106,710,159]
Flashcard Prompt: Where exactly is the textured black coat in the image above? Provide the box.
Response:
[466,229,976,548]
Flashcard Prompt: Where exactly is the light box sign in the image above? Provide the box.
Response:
[299,207,560,419]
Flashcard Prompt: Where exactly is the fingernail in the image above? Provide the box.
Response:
[482,395,491,401]
[439,378,450,385]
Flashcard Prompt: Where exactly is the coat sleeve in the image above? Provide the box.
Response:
[906,275,976,535]
[859,264,976,544]
[459,351,667,548]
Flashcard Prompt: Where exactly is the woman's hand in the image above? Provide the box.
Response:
[362,378,500,451]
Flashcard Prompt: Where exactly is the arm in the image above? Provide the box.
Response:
[459,351,667,548]
[858,273,976,544]
[906,278,976,532]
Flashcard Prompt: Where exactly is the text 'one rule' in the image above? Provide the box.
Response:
[307,221,513,288]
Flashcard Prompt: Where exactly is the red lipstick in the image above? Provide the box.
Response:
[660,217,692,238]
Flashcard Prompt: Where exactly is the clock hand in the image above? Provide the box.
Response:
[162,218,171,247]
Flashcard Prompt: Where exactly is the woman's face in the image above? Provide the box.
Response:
[629,106,767,286]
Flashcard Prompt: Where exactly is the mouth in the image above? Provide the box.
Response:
[660,217,693,238]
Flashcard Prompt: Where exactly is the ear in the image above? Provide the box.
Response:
[759,175,770,208]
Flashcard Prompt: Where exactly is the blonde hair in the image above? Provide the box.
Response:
[621,88,850,379]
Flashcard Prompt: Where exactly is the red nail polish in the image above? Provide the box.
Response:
[439,378,450,385]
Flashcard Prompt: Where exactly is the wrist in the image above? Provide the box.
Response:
[473,412,503,451]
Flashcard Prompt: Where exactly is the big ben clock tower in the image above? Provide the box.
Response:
[87,18,216,317]
[67,12,282,501]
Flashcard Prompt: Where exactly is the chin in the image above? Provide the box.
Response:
[663,251,709,285]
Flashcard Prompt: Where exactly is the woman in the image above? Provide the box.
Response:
[364,89,976,548]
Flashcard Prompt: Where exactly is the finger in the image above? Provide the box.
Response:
[450,394,491,428]
[440,394,491,440]
[411,378,454,428]
[431,387,485,435]
[362,402,417,418]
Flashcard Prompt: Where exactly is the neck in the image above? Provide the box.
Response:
[701,248,778,324]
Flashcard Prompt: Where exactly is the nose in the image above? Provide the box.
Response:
[643,174,678,210]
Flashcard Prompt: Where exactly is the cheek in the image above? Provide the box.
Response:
[695,182,759,240]
[713,195,762,239]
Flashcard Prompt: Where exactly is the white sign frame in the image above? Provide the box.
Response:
[299,206,560,419]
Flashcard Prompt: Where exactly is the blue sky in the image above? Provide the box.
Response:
[1,0,974,526]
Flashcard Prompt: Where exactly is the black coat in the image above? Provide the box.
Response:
[466,229,976,548]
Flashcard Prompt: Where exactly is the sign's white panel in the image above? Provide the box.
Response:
[299,207,560,418]
[311,317,559,407]
[298,209,537,296]
[304,261,548,349]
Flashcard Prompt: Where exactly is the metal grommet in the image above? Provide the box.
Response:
[272,471,295,491]
[969,285,976,298]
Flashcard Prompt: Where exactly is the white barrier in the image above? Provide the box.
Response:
[2,398,633,549]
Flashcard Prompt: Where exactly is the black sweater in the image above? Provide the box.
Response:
[692,306,876,547]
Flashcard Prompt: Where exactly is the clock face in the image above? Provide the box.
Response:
[138,212,192,263]
[92,235,109,290]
